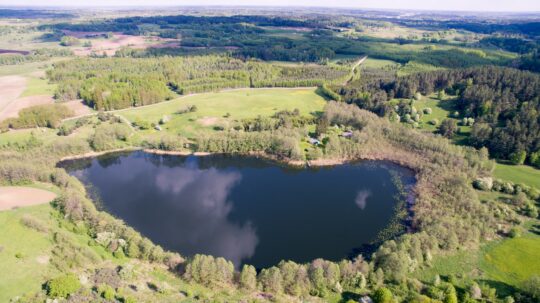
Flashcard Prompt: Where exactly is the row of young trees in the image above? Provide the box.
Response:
[337,66,540,160]
[0,48,73,65]
[47,55,350,110]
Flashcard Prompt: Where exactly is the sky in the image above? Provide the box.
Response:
[0,0,539,12]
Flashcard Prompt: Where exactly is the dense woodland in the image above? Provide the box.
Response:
[47,55,350,110]
[337,66,540,161]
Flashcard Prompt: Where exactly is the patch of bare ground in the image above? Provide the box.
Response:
[198,116,219,126]
[0,95,54,121]
[0,75,27,112]
[0,186,56,211]
[62,99,93,116]
[70,34,180,56]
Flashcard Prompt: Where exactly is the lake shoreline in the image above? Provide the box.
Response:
[59,147,421,172]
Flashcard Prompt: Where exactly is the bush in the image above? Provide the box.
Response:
[89,123,131,151]
[423,108,432,114]
[60,36,80,46]
[439,119,458,138]
[473,177,493,191]
[373,287,393,303]
[1,104,73,129]
[522,275,540,300]
[529,151,540,168]
[98,284,116,300]
[509,150,527,165]
[46,274,81,298]
[508,227,521,238]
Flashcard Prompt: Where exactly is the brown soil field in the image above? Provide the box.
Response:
[0,186,56,211]
[0,75,27,112]
[0,95,54,121]
[69,33,180,56]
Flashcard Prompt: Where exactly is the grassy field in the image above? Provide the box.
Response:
[119,88,326,137]
[361,58,399,69]
[20,75,57,97]
[480,234,540,287]
[415,227,540,296]
[0,204,58,302]
[494,163,540,189]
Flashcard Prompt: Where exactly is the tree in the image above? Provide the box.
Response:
[239,264,257,291]
[439,119,458,138]
[509,150,527,165]
[443,283,458,303]
[373,287,393,303]
[529,151,540,168]
[523,275,540,299]
[470,283,482,300]
[259,266,283,294]
[60,36,80,46]
[438,90,446,100]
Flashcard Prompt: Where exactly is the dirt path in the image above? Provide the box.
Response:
[0,75,27,112]
[0,186,56,211]
[342,56,367,86]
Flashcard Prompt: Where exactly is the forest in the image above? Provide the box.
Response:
[335,66,540,161]
[47,55,350,110]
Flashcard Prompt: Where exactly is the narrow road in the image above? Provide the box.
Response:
[342,56,368,86]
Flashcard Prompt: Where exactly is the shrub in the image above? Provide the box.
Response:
[439,119,458,138]
[98,284,116,300]
[2,104,73,129]
[523,275,540,300]
[508,227,521,238]
[46,274,81,298]
[529,151,540,168]
[373,287,393,303]
[509,150,527,165]
[20,215,49,233]
[132,118,151,130]
[60,36,80,46]
[473,177,493,191]
[423,108,432,114]
[89,123,131,151]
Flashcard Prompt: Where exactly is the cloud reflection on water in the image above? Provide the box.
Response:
[155,165,258,267]
[355,189,371,210]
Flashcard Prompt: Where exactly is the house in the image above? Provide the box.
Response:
[308,137,321,145]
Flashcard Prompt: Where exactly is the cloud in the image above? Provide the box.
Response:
[154,165,258,267]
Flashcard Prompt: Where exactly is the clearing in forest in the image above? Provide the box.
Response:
[119,88,326,136]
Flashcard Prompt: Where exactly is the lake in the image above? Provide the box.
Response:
[62,151,415,269]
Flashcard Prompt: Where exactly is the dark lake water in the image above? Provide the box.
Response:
[62,151,415,268]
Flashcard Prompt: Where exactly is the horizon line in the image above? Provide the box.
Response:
[1,4,540,14]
